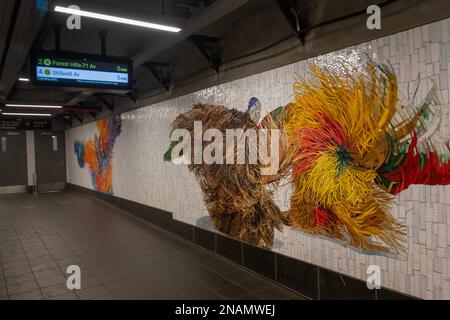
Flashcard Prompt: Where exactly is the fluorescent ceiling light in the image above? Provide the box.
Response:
[18,78,30,82]
[5,104,63,109]
[54,6,181,33]
[1,112,52,117]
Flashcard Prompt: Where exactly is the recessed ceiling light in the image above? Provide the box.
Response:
[1,112,52,117]
[54,6,181,33]
[18,78,30,82]
[5,104,63,109]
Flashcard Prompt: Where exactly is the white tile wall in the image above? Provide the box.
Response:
[66,18,450,299]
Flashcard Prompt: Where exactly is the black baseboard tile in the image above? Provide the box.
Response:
[194,227,217,253]
[243,243,276,281]
[276,253,319,299]
[376,287,419,300]
[173,220,194,242]
[67,183,173,230]
[120,198,173,230]
[97,190,117,206]
[216,234,243,265]
[67,183,420,300]
[318,267,376,300]
[68,183,96,197]
[116,197,128,211]
[153,209,174,231]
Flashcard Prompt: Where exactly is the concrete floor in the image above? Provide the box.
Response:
[0,191,304,300]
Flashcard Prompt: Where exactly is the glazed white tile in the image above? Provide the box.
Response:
[66,18,450,299]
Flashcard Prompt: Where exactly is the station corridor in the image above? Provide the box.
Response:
[0,191,304,300]
[1,0,449,304]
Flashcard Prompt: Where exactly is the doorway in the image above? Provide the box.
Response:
[34,131,66,192]
[0,131,28,194]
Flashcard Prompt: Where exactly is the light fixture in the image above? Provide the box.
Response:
[18,78,30,82]
[54,6,181,33]
[1,112,52,117]
[5,104,63,109]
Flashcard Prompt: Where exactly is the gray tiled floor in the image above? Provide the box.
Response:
[0,191,305,300]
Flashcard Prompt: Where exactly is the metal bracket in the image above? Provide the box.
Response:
[72,112,83,123]
[144,61,171,92]
[173,1,207,13]
[126,91,138,104]
[187,35,222,73]
[63,115,73,129]
[276,0,306,43]
[96,95,115,112]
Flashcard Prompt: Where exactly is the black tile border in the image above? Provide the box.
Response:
[318,268,375,300]
[243,243,276,281]
[68,183,173,231]
[194,227,217,253]
[376,287,418,300]
[276,253,319,299]
[67,183,420,300]
[216,234,243,265]
[173,220,194,242]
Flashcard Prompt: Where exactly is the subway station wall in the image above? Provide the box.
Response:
[66,18,450,299]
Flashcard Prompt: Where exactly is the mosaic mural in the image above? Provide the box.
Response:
[74,116,122,194]
[165,60,450,253]
[66,18,450,299]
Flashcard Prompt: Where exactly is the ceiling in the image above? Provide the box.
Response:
[0,0,429,128]
[37,0,193,57]
[1,0,268,126]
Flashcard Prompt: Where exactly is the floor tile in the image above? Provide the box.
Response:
[7,280,39,296]
[9,289,44,300]
[0,191,303,300]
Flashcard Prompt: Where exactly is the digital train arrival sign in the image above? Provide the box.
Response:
[30,50,133,91]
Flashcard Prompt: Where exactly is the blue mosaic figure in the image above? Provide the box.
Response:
[36,0,48,12]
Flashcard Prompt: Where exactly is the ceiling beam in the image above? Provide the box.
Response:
[0,1,47,99]
[63,115,73,129]
[132,0,252,68]
[144,62,172,92]
[96,95,115,112]
[65,91,95,106]
[61,0,251,114]
[63,105,102,113]
[71,112,83,124]
[187,35,222,73]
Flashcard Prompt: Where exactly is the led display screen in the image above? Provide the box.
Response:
[0,118,52,131]
[30,50,132,91]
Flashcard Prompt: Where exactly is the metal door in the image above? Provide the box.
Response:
[0,131,28,194]
[34,131,66,192]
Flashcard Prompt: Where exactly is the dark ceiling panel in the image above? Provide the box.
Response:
[0,0,15,68]
[4,0,447,128]
[39,0,192,57]
[0,0,47,99]
[132,0,252,67]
